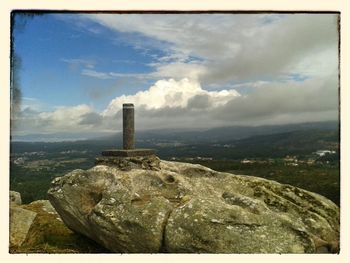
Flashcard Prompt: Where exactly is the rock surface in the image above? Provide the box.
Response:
[95,154,160,170]
[10,207,37,247]
[9,191,36,247]
[30,200,59,215]
[10,197,109,253]
[10,191,22,206]
[48,156,340,253]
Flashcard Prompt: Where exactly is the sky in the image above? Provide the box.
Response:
[11,12,339,138]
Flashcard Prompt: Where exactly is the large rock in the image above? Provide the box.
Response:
[10,199,109,254]
[48,156,340,253]
[29,200,59,215]
[9,191,37,248]
[10,207,37,247]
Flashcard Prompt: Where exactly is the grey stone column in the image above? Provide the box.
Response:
[123,103,135,150]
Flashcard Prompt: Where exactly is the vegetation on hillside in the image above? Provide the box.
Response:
[10,127,340,206]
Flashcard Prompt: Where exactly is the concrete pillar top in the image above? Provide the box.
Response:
[123,103,134,109]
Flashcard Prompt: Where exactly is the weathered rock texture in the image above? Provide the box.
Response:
[48,157,340,253]
[10,199,108,253]
[95,155,160,170]
[10,191,22,206]
[10,207,37,247]
[9,191,36,248]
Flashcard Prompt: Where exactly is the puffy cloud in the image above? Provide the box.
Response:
[101,75,338,131]
[14,104,102,135]
[79,112,103,125]
[138,77,337,129]
[13,75,338,137]
[102,78,240,117]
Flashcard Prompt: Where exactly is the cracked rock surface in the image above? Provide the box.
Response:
[47,156,339,253]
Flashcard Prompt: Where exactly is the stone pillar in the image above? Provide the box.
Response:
[123,103,135,150]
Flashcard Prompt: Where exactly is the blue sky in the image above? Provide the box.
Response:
[11,13,339,138]
[14,13,162,111]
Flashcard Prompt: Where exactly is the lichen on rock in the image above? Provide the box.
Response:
[95,154,161,171]
[47,156,340,253]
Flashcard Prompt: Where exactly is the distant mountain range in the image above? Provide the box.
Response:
[135,121,339,144]
[11,132,112,142]
[11,121,339,160]
[12,121,339,143]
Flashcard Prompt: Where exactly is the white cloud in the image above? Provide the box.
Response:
[134,76,338,130]
[81,69,113,79]
[102,78,240,117]
[150,63,207,81]
[39,104,92,124]
[13,14,339,137]
[82,13,338,84]
[81,69,152,80]
[61,58,96,71]
[13,75,338,136]
[14,104,101,135]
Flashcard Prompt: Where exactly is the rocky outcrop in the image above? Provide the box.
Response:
[48,156,340,253]
[95,155,161,171]
[29,200,59,215]
[10,191,22,206]
[9,196,108,253]
[10,191,36,247]
[10,206,37,247]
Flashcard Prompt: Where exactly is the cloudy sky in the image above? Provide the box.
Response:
[12,13,339,137]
